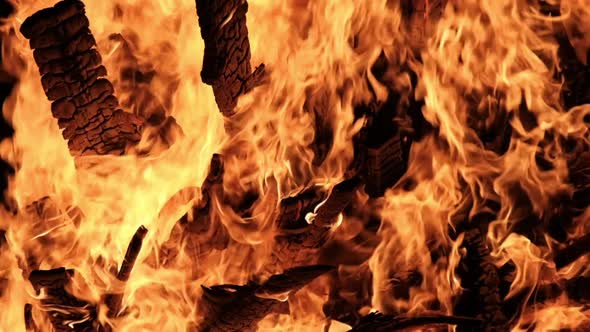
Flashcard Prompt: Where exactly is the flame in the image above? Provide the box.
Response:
[0,0,590,331]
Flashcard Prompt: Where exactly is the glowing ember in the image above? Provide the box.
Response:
[1,0,590,331]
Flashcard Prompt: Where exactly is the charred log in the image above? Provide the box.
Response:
[195,0,265,116]
[28,267,101,332]
[196,265,333,332]
[19,0,144,156]
[454,228,509,332]
[159,154,229,266]
[104,225,148,318]
[271,177,360,270]
[349,312,482,332]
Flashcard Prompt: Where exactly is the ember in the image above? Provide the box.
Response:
[1,0,590,331]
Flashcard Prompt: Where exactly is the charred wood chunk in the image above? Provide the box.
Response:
[104,225,148,318]
[348,312,482,332]
[313,177,360,226]
[197,265,333,332]
[20,0,144,156]
[195,0,265,116]
[454,229,508,332]
[365,131,408,197]
[160,154,229,265]
[28,268,101,332]
[274,186,324,231]
[271,178,358,269]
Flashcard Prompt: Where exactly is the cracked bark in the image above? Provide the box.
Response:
[196,265,333,332]
[195,0,265,116]
[20,0,144,156]
[28,267,102,332]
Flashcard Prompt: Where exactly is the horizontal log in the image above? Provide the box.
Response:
[197,265,334,332]
[349,312,482,332]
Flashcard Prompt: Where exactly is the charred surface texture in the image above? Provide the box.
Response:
[104,225,148,318]
[349,312,482,332]
[160,154,230,266]
[197,265,333,332]
[271,178,359,270]
[28,268,101,332]
[195,0,265,116]
[20,0,143,156]
[454,229,509,332]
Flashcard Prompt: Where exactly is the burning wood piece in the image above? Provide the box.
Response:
[364,131,408,198]
[348,312,482,332]
[28,267,101,332]
[19,0,144,156]
[454,228,509,331]
[272,178,360,269]
[354,92,411,198]
[159,154,229,266]
[195,0,265,116]
[313,177,360,226]
[197,265,334,332]
[103,225,148,318]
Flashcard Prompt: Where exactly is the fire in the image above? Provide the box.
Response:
[1,0,590,331]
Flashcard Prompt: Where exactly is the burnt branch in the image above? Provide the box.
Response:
[349,312,482,332]
[19,0,144,156]
[195,0,265,116]
[454,228,509,331]
[104,225,148,318]
[196,265,334,332]
[159,154,229,266]
[28,267,101,332]
[271,178,359,270]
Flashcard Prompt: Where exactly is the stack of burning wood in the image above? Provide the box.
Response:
[1,0,590,331]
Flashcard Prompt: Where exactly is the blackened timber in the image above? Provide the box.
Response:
[197,265,333,332]
[195,0,265,116]
[454,229,508,332]
[348,312,482,332]
[104,225,148,318]
[28,267,101,332]
[160,154,229,265]
[19,0,144,156]
[314,177,360,226]
[271,178,359,269]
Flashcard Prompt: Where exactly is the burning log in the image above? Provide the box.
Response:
[106,33,183,153]
[28,267,101,332]
[195,0,265,116]
[454,228,509,331]
[104,225,148,318]
[349,312,482,332]
[19,0,144,156]
[271,177,360,269]
[159,154,229,266]
[196,265,334,332]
